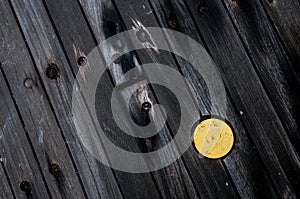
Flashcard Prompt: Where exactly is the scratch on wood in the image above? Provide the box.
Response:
[38,128,44,145]
[131,19,159,53]
[2,117,12,131]
[230,0,238,8]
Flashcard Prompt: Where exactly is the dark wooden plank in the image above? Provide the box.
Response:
[181,0,300,197]
[222,0,300,156]
[259,0,300,78]
[0,72,50,198]
[40,0,162,198]
[148,0,278,197]
[106,0,241,198]
[0,1,87,198]
[8,0,123,198]
[76,0,202,198]
[0,160,14,199]
[45,0,199,197]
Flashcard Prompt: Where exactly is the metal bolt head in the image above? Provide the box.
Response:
[77,56,87,66]
[24,78,34,88]
[141,102,152,112]
[46,63,59,80]
[20,181,31,193]
[136,29,150,43]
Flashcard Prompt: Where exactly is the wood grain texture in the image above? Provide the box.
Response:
[111,0,239,198]
[182,0,300,196]
[0,159,14,199]
[0,0,87,198]
[148,0,278,197]
[222,0,300,156]
[259,0,300,76]
[8,0,122,198]
[0,71,50,198]
[40,0,162,198]
[71,0,200,197]
[0,0,299,198]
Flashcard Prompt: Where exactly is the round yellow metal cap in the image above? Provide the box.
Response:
[193,118,234,159]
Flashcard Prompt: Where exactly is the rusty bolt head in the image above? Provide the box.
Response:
[50,163,61,177]
[141,102,152,112]
[46,63,59,80]
[20,181,31,193]
[167,18,178,29]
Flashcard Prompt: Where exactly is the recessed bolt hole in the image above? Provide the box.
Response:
[136,29,150,43]
[107,20,117,34]
[77,56,87,66]
[141,102,152,112]
[24,78,34,88]
[46,63,59,80]
[167,18,178,29]
[112,53,122,64]
[20,181,31,194]
[50,163,61,178]
[198,3,208,14]
[112,39,124,50]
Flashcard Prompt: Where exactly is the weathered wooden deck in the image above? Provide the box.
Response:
[0,0,300,198]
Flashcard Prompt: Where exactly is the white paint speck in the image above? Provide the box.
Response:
[3,157,7,167]
[239,110,244,115]
[146,10,153,15]
[38,128,44,145]
[225,182,229,186]
[2,117,12,131]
